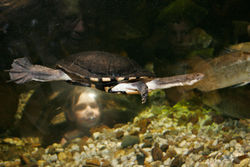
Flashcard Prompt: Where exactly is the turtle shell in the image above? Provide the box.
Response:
[56,51,154,91]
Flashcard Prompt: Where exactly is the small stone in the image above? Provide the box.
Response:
[83,145,89,152]
[73,152,82,162]
[160,144,169,152]
[179,140,187,147]
[88,143,95,149]
[221,160,233,167]
[165,148,177,158]
[142,139,153,148]
[136,153,146,165]
[170,155,184,167]
[70,144,80,152]
[100,159,111,167]
[208,151,218,158]
[111,159,119,166]
[230,140,237,147]
[207,143,222,151]
[121,135,140,148]
[58,152,67,161]
[189,145,204,154]
[144,161,152,167]
[114,150,125,159]
[145,155,153,163]
[93,132,101,140]
[86,158,100,166]
[151,143,163,161]
[55,148,64,153]
[3,159,21,167]
[192,128,198,135]
[237,158,249,167]
[137,118,152,133]
[116,131,124,139]
[151,160,162,167]
[96,143,106,150]
[3,137,24,146]
[37,160,46,166]
[163,158,172,166]
[49,154,57,162]
[233,155,249,164]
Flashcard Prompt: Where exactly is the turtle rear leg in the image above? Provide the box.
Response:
[7,57,71,84]
[7,57,33,84]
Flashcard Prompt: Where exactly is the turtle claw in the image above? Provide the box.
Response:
[141,94,147,104]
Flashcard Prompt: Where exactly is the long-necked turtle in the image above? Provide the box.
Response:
[8,51,204,103]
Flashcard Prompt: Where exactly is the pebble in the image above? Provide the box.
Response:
[86,158,100,166]
[73,152,82,162]
[179,140,187,147]
[49,154,58,162]
[121,135,140,148]
[37,160,46,166]
[58,152,67,161]
[151,160,162,167]
[236,158,250,167]
[93,132,101,140]
[69,144,80,152]
[151,143,163,161]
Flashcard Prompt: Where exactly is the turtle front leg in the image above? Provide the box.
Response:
[132,81,148,104]
[110,81,149,104]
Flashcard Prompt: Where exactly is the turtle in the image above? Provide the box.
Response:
[8,51,204,103]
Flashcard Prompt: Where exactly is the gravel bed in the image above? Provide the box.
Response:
[0,101,249,167]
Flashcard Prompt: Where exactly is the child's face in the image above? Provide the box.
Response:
[74,92,100,128]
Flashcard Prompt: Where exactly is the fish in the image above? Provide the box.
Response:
[187,50,250,92]
[228,42,250,53]
[202,88,250,119]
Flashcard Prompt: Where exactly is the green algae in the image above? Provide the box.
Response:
[138,96,222,127]
[14,90,35,126]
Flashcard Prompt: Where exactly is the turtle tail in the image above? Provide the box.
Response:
[7,57,34,84]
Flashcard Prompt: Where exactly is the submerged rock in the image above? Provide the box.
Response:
[121,135,140,148]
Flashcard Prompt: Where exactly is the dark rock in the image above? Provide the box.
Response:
[166,148,177,158]
[121,135,140,148]
[142,139,153,148]
[151,143,163,161]
[136,153,145,165]
[207,143,222,151]
[160,144,169,152]
[170,155,184,167]
[188,145,204,154]
[136,118,151,134]
[233,155,249,164]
